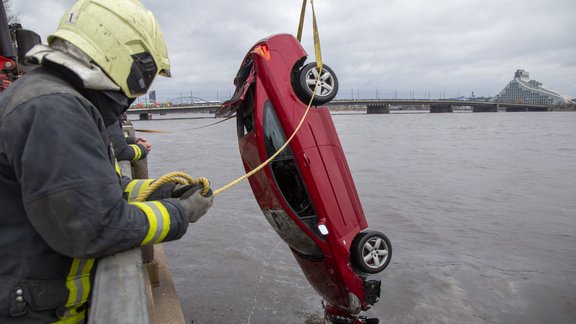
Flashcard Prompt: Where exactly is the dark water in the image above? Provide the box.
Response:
[134,111,576,324]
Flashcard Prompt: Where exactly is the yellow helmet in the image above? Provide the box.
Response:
[48,0,171,98]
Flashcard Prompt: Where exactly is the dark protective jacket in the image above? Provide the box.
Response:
[107,120,148,161]
[0,66,188,323]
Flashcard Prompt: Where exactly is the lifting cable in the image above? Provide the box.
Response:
[181,114,236,132]
[135,115,235,134]
[135,0,323,201]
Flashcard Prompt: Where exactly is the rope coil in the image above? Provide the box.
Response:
[133,172,210,202]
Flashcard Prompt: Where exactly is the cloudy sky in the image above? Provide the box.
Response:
[9,0,576,102]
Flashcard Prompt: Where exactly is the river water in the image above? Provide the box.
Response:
[133,110,576,324]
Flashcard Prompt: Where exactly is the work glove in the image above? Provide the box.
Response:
[171,183,194,198]
[174,184,214,223]
[143,180,202,200]
[143,182,176,200]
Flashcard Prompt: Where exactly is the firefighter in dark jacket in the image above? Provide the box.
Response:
[107,119,150,162]
[0,0,213,322]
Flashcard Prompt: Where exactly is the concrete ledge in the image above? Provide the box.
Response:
[151,245,186,324]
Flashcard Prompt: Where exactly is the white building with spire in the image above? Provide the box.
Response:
[492,70,573,105]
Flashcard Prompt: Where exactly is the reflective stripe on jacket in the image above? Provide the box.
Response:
[107,120,148,162]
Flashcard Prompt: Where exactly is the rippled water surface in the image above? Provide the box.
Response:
[133,111,576,323]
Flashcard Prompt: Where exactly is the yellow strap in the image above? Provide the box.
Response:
[311,0,323,70]
[297,0,322,70]
[296,0,307,42]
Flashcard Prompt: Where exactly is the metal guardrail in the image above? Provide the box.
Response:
[88,247,153,324]
[88,139,155,323]
[87,124,185,324]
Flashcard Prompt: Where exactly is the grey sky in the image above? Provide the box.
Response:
[11,0,576,102]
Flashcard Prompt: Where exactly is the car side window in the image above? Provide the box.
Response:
[263,102,316,221]
[263,101,292,159]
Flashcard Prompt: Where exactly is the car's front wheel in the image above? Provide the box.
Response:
[351,230,392,273]
[294,62,339,105]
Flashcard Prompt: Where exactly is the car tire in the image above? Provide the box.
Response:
[295,62,339,105]
[351,230,392,273]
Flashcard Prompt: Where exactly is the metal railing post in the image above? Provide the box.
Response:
[124,126,160,288]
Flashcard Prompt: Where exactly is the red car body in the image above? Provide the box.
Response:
[220,34,390,323]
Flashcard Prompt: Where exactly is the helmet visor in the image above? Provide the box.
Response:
[126,52,158,97]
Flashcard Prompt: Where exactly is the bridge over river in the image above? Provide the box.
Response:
[127,99,550,119]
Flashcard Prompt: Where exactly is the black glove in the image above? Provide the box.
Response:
[172,184,194,198]
[144,182,177,201]
[172,185,214,223]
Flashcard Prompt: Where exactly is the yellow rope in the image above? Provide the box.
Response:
[296,0,307,42]
[134,0,323,200]
[213,69,320,196]
[310,0,323,71]
[133,172,210,202]
[182,114,236,132]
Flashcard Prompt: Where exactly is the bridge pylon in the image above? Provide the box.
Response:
[366,104,390,114]
[430,104,453,113]
[473,105,498,112]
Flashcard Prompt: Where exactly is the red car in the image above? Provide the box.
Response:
[219,34,391,323]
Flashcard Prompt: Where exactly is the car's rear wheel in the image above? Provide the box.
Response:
[351,230,392,273]
[294,62,339,105]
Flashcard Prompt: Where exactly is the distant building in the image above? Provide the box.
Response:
[492,69,573,105]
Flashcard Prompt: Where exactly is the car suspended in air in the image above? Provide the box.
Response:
[219,33,392,324]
